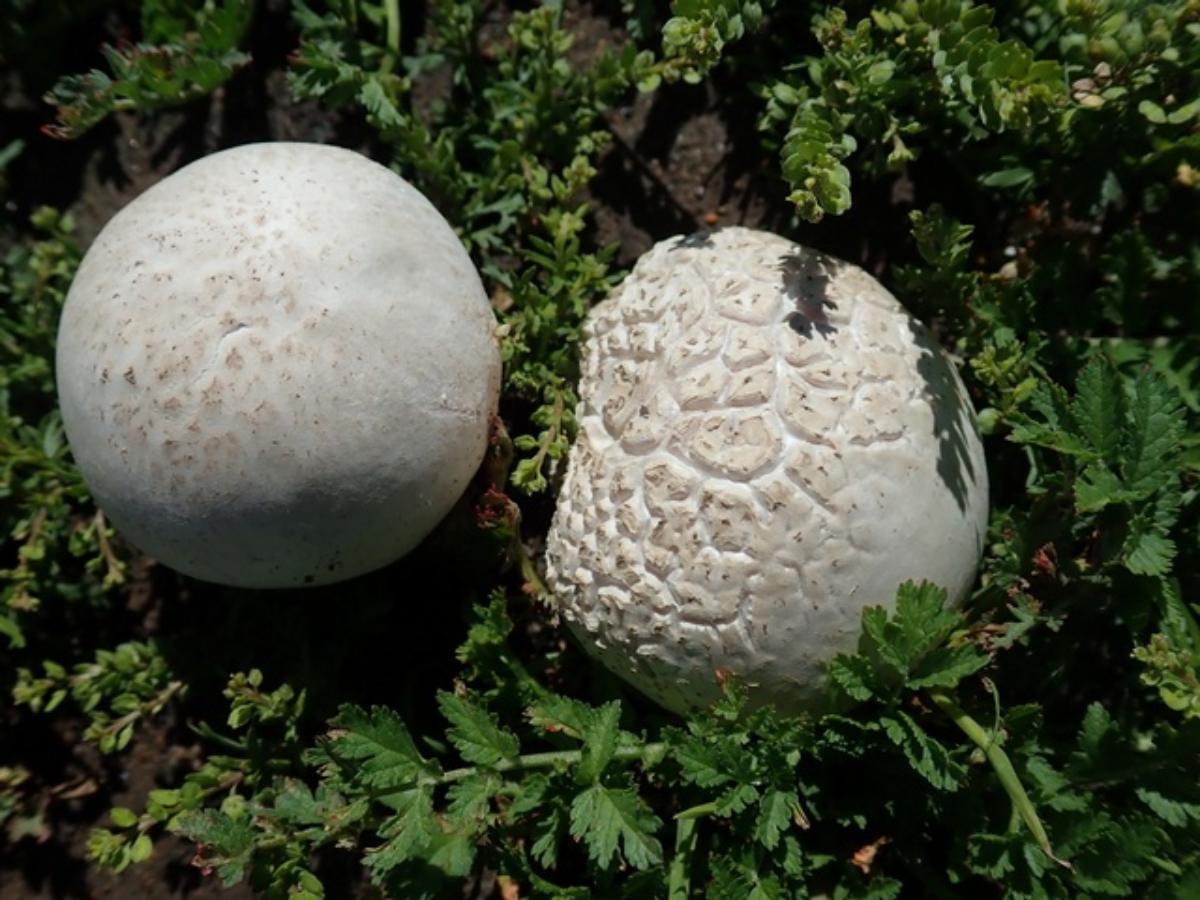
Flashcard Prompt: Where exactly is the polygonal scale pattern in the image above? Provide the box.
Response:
[545,228,989,714]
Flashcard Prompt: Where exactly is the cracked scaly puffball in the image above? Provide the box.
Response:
[544,228,988,714]
[56,143,501,588]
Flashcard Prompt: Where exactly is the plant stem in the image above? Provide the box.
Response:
[92,510,125,585]
[376,743,667,797]
[927,689,1070,869]
[527,387,565,484]
[189,720,248,753]
[95,680,185,745]
[381,0,401,74]
[513,536,550,602]
[674,800,719,820]
[667,816,697,900]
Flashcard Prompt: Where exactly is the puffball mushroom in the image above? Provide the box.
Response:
[545,227,988,714]
[56,142,501,588]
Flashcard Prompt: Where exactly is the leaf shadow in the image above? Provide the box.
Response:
[911,321,979,512]
[778,247,840,339]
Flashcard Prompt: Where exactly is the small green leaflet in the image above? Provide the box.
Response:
[1010,357,1187,574]
[829,581,987,700]
[363,788,439,879]
[1072,357,1125,465]
[527,695,639,779]
[569,782,663,870]
[576,700,621,783]
[1123,373,1186,494]
[878,711,964,791]
[270,779,366,841]
[322,704,439,791]
[437,691,519,767]
[445,772,500,824]
[754,789,803,850]
[174,809,256,887]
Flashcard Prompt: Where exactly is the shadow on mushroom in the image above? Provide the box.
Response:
[778,248,840,339]
[911,321,979,512]
[666,231,843,341]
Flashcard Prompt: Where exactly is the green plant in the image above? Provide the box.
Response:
[0,207,123,650]
[14,640,182,753]
[2,1,1198,897]
[43,0,255,138]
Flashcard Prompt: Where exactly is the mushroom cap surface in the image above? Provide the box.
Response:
[56,142,501,588]
[545,227,988,714]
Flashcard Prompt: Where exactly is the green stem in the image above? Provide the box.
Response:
[380,0,401,74]
[1147,855,1184,877]
[189,720,249,753]
[514,537,551,603]
[674,801,719,821]
[374,743,667,798]
[667,816,698,900]
[927,689,1070,869]
[94,681,185,744]
[527,387,565,485]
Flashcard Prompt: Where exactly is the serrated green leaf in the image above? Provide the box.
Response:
[1071,814,1161,895]
[828,653,879,701]
[446,773,499,825]
[1076,703,1117,761]
[364,788,439,879]
[879,711,964,790]
[529,799,567,869]
[359,76,406,130]
[427,827,476,877]
[569,783,662,870]
[1123,374,1185,496]
[908,642,990,689]
[857,582,963,685]
[1010,382,1091,457]
[437,692,519,767]
[715,782,760,816]
[754,789,801,850]
[271,781,324,826]
[1135,787,1200,826]
[1075,464,1128,512]
[1124,524,1176,576]
[527,693,599,740]
[673,726,758,793]
[174,809,255,887]
[1072,357,1125,464]
[325,705,438,790]
[576,700,621,783]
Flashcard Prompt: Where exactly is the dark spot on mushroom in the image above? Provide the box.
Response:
[123,367,137,385]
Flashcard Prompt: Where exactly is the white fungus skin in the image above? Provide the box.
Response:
[545,227,989,714]
[56,142,501,589]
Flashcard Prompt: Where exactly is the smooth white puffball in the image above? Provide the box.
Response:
[57,143,501,588]
[545,228,988,714]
